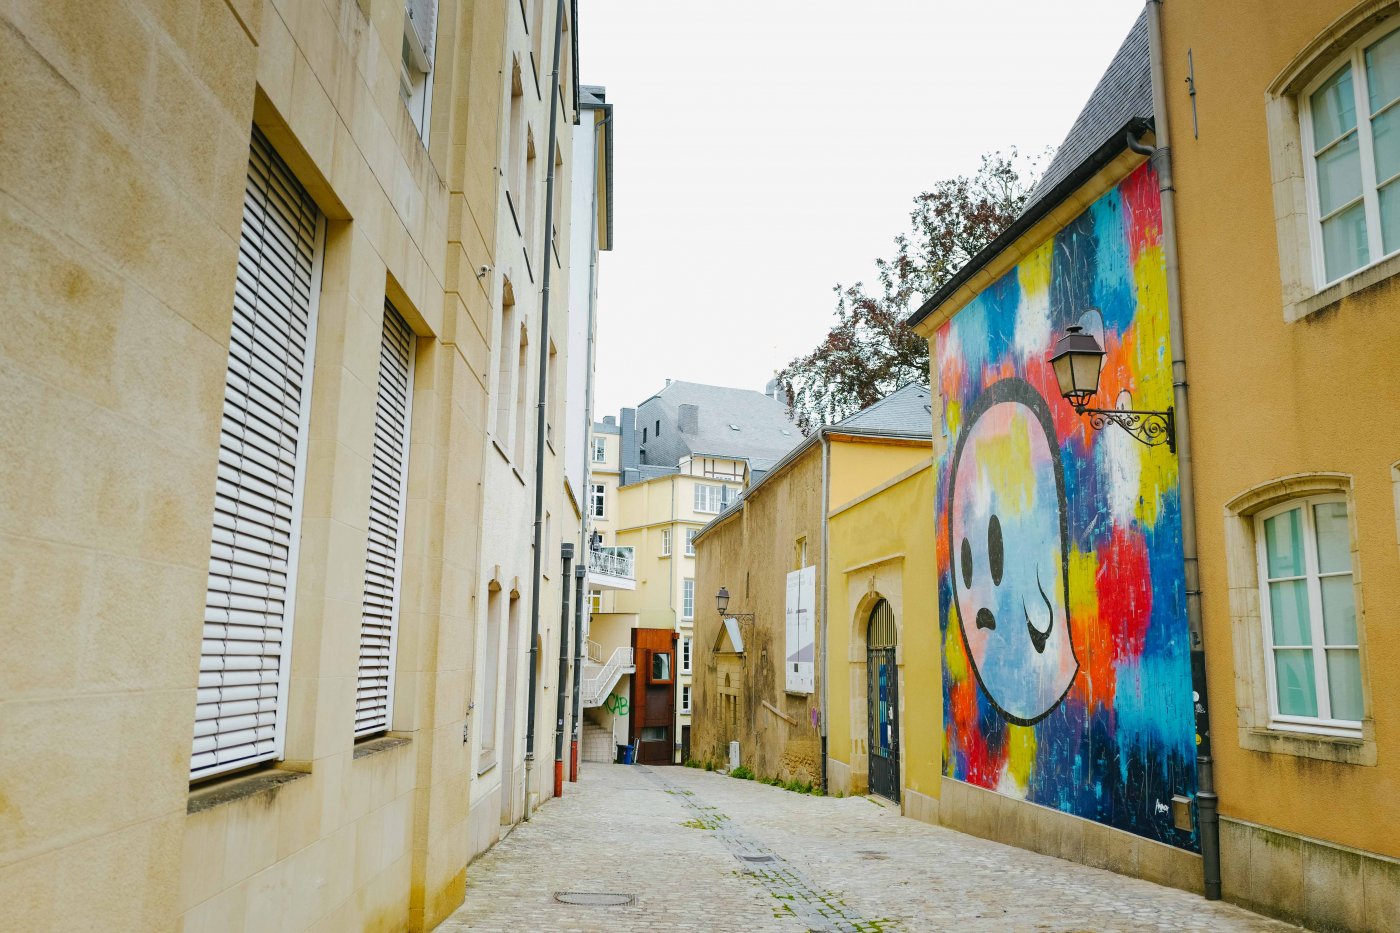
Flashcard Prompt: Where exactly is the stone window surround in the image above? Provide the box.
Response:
[1267,0,1400,323]
[1222,472,1376,765]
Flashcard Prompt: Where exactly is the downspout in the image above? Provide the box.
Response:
[572,111,611,782]
[1144,0,1220,901]
[554,544,574,797]
[523,0,567,822]
[818,431,830,792]
[569,561,585,780]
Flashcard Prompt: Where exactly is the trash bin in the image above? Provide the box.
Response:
[616,744,628,764]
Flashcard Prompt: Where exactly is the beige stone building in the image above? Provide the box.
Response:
[0,0,606,929]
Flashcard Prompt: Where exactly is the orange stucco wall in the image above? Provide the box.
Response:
[1163,0,1400,858]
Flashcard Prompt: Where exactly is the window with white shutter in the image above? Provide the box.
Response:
[193,127,324,780]
[355,303,416,738]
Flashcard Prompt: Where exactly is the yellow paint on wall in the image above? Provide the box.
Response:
[1004,724,1037,791]
[944,606,968,683]
[1018,240,1053,298]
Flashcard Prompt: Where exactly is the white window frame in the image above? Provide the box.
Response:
[1255,494,1364,737]
[588,590,601,614]
[589,483,606,519]
[660,528,672,557]
[1299,18,1400,288]
[681,636,692,674]
[682,578,694,621]
[685,528,698,557]
[694,483,734,514]
[680,684,691,714]
[400,0,437,144]
[591,436,607,463]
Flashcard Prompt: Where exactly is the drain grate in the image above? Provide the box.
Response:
[739,854,776,864]
[553,892,635,907]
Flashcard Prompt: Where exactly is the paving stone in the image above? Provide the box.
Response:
[442,764,1299,932]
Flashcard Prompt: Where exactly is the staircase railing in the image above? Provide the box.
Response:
[581,646,634,708]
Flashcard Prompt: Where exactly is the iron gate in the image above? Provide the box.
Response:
[866,599,900,802]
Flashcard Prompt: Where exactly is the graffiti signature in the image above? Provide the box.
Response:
[604,693,629,716]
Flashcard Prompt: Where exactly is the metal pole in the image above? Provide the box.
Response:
[554,544,574,797]
[523,0,567,822]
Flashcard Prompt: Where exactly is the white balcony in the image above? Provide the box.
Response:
[588,545,635,591]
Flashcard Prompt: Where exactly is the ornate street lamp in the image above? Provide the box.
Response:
[1049,324,1176,453]
[715,587,753,621]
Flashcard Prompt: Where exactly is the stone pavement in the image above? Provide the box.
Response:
[440,764,1298,932]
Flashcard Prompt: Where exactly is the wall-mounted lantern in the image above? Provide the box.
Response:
[1049,324,1176,453]
[715,587,753,621]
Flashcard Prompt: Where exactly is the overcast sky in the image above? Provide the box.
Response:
[579,0,1144,418]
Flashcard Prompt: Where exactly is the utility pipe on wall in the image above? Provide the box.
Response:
[569,562,585,780]
[1144,0,1221,901]
[554,544,574,797]
[523,0,568,823]
[818,431,830,792]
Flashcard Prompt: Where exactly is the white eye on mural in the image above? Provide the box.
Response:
[948,377,1079,726]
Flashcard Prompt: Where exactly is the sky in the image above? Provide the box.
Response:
[579,0,1145,419]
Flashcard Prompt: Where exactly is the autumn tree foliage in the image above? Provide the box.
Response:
[777,150,1046,432]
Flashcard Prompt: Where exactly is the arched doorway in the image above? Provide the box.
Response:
[866,598,900,803]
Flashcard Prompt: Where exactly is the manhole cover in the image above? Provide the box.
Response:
[553,892,635,907]
[739,854,776,863]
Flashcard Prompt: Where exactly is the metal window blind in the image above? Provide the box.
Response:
[192,127,323,780]
[355,303,415,737]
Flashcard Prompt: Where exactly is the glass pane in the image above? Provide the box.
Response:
[1315,131,1363,214]
[1382,179,1400,255]
[1320,576,1358,645]
[1269,580,1313,646]
[1312,65,1358,147]
[1274,649,1319,717]
[1366,27,1400,113]
[1372,104,1400,182]
[1263,508,1305,577]
[1321,201,1371,281]
[1313,501,1351,573]
[652,652,671,681]
[1326,649,1365,721]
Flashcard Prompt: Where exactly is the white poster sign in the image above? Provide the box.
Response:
[785,566,816,694]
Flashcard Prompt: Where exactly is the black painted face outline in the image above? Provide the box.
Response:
[946,376,1078,727]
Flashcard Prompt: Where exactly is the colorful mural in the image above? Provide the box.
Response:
[935,162,1198,849]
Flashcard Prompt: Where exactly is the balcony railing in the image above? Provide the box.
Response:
[588,546,634,579]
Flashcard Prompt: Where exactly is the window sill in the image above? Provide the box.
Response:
[353,735,411,761]
[1289,250,1400,322]
[477,756,497,777]
[187,767,309,815]
[1239,724,1376,766]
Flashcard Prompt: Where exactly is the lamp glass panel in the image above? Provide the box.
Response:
[1051,354,1075,397]
[1071,352,1104,394]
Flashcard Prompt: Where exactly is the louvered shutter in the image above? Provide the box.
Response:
[355,303,415,737]
[192,127,323,780]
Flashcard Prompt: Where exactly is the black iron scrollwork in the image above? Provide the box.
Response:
[1076,405,1176,453]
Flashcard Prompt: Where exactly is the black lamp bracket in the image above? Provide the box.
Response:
[1073,403,1176,453]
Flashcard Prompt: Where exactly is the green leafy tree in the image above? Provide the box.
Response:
[777,150,1047,432]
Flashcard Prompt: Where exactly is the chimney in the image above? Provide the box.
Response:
[677,403,699,435]
[619,407,639,474]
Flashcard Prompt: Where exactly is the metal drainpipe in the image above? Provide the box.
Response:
[571,112,611,782]
[1144,0,1221,901]
[554,544,574,797]
[523,0,568,822]
[818,431,830,792]
[569,562,585,780]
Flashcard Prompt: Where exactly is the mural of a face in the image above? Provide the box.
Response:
[948,378,1078,725]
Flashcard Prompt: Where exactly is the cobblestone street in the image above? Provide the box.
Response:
[442,765,1298,932]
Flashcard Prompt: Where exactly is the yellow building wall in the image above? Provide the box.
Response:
[0,0,579,929]
[1163,0,1400,859]
[692,445,825,782]
[827,435,931,509]
[825,462,939,818]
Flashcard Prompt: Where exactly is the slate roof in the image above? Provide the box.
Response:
[636,381,802,472]
[835,383,933,435]
[1021,11,1151,215]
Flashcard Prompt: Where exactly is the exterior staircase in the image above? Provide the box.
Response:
[582,716,615,763]
[581,641,634,708]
